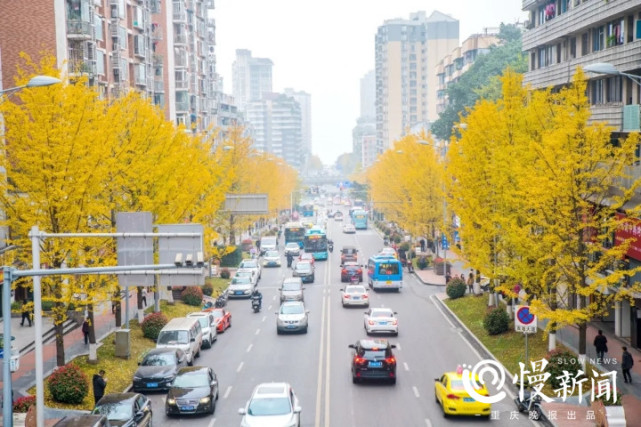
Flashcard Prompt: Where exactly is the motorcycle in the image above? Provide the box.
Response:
[328,242,334,253]
[514,389,543,421]
[251,296,262,313]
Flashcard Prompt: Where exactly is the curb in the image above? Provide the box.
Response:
[413,271,446,287]
[430,294,553,427]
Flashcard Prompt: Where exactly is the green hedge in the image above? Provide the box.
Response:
[446,278,467,299]
[483,307,510,335]
[220,247,242,267]
[48,364,89,404]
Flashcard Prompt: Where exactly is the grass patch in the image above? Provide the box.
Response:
[206,277,229,296]
[30,301,196,411]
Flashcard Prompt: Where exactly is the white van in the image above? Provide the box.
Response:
[156,317,203,365]
[260,236,278,254]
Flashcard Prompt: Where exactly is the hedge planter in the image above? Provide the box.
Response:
[433,259,451,275]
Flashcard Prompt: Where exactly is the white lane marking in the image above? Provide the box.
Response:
[261,316,266,322]
[395,342,401,351]
[413,386,420,398]
[314,295,327,427]
[207,418,216,427]
[255,328,261,335]
[272,295,276,300]
[223,386,232,399]
[425,419,432,427]
[324,280,331,427]
[236,361,244,373]
[403,362,409,371]
[246,343,253,352]
[268,305,272,310]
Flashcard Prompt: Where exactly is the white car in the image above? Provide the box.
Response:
[239,258,261,280]
[186,312,217,348]
[378,247,398,259]
[239,382,301,427]
[340,285,369,307]
[342,223,356,234]
[364,307,398,336]
[276,301,309,334]
[228,276,256,298]
[262,250,282,267]
[284,242,301,256]
[235,268,258,286]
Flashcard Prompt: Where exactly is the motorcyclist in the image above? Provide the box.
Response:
[251,289,262,310]
[328,239,334,252]
[286,252,294,268]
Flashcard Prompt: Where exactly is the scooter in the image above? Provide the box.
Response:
[514,389,543,421]
[328,242,334,253]
[251,297,261,313]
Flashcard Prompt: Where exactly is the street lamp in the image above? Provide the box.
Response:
[1,75,60,427]
[583,62,641,86]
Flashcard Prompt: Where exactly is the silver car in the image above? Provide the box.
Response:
[262,250,282,267]
[284,242,301,256]
[364,307,398,336]
[238,258,261,280]
[280,277,304,302]
[276,301,309,334]
[186,312,217,348]
[228,276,255,298]
[238,382,301,427]
[340,285,369,307]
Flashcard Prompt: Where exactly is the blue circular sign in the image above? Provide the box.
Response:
[517,307,535,325]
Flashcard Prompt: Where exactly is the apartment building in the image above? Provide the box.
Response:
[232,49,273,113]
[245,92,303,171]
[435,31,499,115]
[375,11,459,152]
[521,0,641,350]
[283,88,312,168]
[353,70,376,169]
[0,0,219,134]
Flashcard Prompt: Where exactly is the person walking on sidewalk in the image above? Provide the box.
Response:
[593,330,608,363]
[141,287,147,307]
[622,346,634,383]
[82,319,90,345]
[467,271,474,294]
[20,299,32,327]
[93,370,107,404]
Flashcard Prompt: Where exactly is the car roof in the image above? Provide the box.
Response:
[297,260,312,266]
[357,339,391,349]
[95,393,138,405]
[236,268,254,273]
[370,307,394,314]
[283,277,302,284]
[54,415,110,427]
[187,312,210,318]
[253,382,290,398]
[264,250,279,255]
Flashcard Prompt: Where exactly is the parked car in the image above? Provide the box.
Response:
[209,307,231,333]
[279,277,305,302]
[340,285,369,307]
[284,242,301,256]
[348,339,397,384]
[238,382,301,427]
[238,258,261,280]
[166,366,219,416]
[276,301,309,334]
[92,393,152,427]
[292,260,315,283]
[187,312,217,348]
[132,348,187,392]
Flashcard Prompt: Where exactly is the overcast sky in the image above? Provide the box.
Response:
[214,1,527,165]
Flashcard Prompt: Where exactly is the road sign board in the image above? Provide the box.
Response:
[441,235,449,250]
[515,305,537,334]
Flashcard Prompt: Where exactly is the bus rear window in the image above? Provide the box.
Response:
[378,263,399,275]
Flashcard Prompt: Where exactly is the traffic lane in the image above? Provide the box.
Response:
[207,257,329,426]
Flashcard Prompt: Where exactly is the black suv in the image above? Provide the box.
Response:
[340,246,358,265]
[348,339,397,384]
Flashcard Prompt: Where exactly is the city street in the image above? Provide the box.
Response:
[143,212,533,426]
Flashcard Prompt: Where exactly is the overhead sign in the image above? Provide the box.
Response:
[158,223,204,286]
[515,305,537,334]
[116,212,154,287]
[224,194,268,214]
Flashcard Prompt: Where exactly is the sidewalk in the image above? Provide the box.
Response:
[413,250,468,286]
[0,290,143,399]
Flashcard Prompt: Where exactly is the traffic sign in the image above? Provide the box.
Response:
[441,235,449,250]
[515,305,537,334]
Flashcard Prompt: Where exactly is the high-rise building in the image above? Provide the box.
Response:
[232,49,273,113]
[375,11,459,151]
[246,92,302,170]
[360,70,376,120]
[353,70,376,169]
[0,0,218,134]
[283,88,311,167]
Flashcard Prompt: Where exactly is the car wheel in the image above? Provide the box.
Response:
[209,397,216,414]
[352,376,359,384]
[195,347,201,358]
[303,326,308,334]
[390,378,396,385]
[187,355,193,366]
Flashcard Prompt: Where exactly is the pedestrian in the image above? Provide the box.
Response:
[141,287,147,307]
[82,319,90,345]
[593,330,608,363]
[622,346,634,383]
[93,370,107,404]
[420,239,426,253]
[467,271,474,294]
[445,271,452,284]
[20,299,32,327]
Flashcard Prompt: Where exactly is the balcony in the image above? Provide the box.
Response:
[176,100,190,112]
[173,8,187,23]
[154,80,164,92]
[135,74,147,86]
[153,54,164,66]
[174,33,187,45]
[67,20,93,39]
[588,103,623,130]
[151,26,163,41]
[68,60,97,76]
[175,79,189,90]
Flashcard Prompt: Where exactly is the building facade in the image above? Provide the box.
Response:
[0,0,220,134]
[353,70,376,169]
[375,11,459,152]
[283,88,311,168]
[231,49,273,113]
[521,0,641,350]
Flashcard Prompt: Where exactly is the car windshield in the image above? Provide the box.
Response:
[195,317,209,328]
[282,282,301,291]
[346,287,365,294]
[232,277,251,285]
[157,330,189,345]
[371,310,394,318]
[345,265,359,271]
[362,350,387,359]
[173,372,210,388]
[450,378,483,390]
[93,401,134,421]
[241,260,257,268]
[342,248,356,254]
[142,353,175,366]
[286,244,298,249]
[265,251,279,257]
[236,271,252,277]
[280,304,304,314]
[296,263,311,273]
[247,397,292,416]
[211,311,223,318]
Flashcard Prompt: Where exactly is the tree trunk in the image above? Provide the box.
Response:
[578,295,587,371]
[549,283,557,352]
[229,214,236,245]
[115,288,122,327]
[137,286,144,323]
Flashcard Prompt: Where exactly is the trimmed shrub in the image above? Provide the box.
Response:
[483,307,510,335]
[202,283,214,296]
[181,286,204,306]
[417,256,429,270]
[13,396,36,413]
[399,242,411,252]
[221,247,242,267]
[545,349,586,389]
[220,268,231,279]
[47,363,89,404]
[446,278,467,299]
[141,312,168,340]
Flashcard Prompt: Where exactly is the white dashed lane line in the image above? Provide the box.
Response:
[261,316,266,322]
[403,362,409,371]
[246,344,253,352]
[223,386,232,399]
[236,361,244,373]
[412,386,420,398]
[255,328,261,335]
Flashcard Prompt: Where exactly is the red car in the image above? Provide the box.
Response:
[299,252,315,265]
[210,308,231,332]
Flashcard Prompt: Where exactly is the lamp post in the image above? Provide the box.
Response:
[1,75,60,427]
[583,62,641,86]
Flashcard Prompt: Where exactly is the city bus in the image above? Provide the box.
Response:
[303,227,328,260]
[367,255,403,291]
[302,204,315,217]
[352,209,368,230]
[284,222,306,249]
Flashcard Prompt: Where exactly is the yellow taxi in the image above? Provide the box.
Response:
[434,370,491,418]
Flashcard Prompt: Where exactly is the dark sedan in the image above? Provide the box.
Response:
[92,393,152,427]
[133,348,187,392]
[340,262,363,282]
[165,366,219,416]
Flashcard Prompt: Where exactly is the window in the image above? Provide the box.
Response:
[581,32,589,56]
[592,26,605,52]
[94,15,103,41]
[569,37,576,59]
[590,79,604,104]
[606,76,622,102]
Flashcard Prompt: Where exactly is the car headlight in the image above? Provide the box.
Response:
[167,398,176,405]
[200,397,210,404]
[133,375,142,380]
[244,290,251,294]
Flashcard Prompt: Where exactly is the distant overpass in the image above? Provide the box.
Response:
[302,174,348,186]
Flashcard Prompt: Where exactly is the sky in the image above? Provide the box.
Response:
[214,1,527,165]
